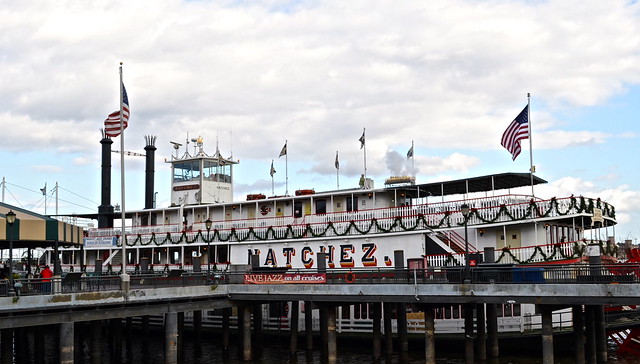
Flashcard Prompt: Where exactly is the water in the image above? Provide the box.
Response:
[19,323,640,363]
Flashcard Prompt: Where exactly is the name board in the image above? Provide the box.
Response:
[592,208,603,225]
[84,236,117,247]
[244,273,326,284]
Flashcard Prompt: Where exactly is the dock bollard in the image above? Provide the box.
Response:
[120,273,130,291]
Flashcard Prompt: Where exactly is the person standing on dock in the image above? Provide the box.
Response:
[40,265,53,294]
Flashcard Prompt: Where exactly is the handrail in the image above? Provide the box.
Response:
[4,263,637,298]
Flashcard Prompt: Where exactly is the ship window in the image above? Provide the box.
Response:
[173,161,200,183]
[204,160,231,183]
[216,245,229,263]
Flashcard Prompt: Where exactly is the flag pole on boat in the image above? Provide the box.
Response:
[279,141,288,195]
[526,93,535,198]
[407,141,415,178]
[118,63,128,283]
[269,159,276,196]
[359,128,367,180]
[335,150,340,189]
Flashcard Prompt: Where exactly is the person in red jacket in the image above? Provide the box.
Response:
[40,265,53,293]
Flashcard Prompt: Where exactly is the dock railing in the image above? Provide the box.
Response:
[3,264,638,298]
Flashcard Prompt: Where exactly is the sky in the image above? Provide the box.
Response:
[0,0,639,242]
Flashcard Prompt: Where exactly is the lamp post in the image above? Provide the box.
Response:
[6,210,16,294]
[205,218,212,279]
[461,203,470,283]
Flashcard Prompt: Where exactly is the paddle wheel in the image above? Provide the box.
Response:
[609,328,640,356]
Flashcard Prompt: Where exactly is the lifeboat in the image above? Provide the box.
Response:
[295,189,315,196]
[246,194,266,201]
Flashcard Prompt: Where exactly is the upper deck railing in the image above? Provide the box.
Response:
[85,194,615,246]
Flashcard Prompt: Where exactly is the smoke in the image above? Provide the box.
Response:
[384,150,414,177]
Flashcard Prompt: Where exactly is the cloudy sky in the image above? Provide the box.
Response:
[1,0,639,241]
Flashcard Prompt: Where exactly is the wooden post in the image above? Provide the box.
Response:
[165,312,178,364]
[464,303,475,364]
[541,305,554,364]
[59,322,74,364]
[242,305,252,361]
[305,301,314,352]
[486,303,499,358]
[476,303,487,362]
[327,305,337,364]
[573,305,586,364]
[372,302,382,361]
[290,301,299,356]
[383,302,394,356]
[424,307,436,364]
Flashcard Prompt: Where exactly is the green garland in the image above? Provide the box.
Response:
[114,196,614,247]
[494,240,618,264]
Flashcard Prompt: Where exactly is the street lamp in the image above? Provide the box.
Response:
[460,203,470,283]
[205,218,212,279]
[6,210,16,294]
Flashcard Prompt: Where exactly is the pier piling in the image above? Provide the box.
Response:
[59,322,74,364]
[541,305,554,364]
[165,312,178,364]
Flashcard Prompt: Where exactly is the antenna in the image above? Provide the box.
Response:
[191,137,198,155]
[170,141,182,159]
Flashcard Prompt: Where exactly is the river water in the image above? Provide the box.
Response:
[22,323,639,363]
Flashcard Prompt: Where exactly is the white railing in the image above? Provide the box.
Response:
[85,195,610,247]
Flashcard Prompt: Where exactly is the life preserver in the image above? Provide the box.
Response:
[345,271,356,283]
[260,206,269,215]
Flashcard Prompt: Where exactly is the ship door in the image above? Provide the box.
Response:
[294,201,303,218]
[499,229,522,248]
[346,196,358,212]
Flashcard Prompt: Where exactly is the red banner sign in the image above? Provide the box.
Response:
[244,273,326,284]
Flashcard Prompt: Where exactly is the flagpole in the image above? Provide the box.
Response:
[336,151,340,189]
[527,93,534,197]
[285,140,288,195]
[411,140,415,177]
[119,63,127,275]
[363,128,367,180]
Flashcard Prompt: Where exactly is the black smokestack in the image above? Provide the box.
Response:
[98,131,114,228]
[144,135,157,210]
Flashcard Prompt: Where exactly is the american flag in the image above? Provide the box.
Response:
[104,83,130,138]
[501,105,529,160]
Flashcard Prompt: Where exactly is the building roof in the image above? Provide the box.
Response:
[387,172,547,198]
[0,202,84,249]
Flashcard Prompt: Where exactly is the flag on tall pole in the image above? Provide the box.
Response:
[501,94,535,197]
[407,141,415,177]
[104,83,130,138]
[269,160,276,196]
[115,63,129,276]
[278,140,288,195]
[335,151,340,189]
[270,160,276,177]
[279,142,287,158]
[501,104,529,161]
[359,128,367,180]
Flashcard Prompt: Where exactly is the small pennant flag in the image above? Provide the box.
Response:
[335,151,339,169]
[270,160,276,177]
[279,142,287,158]
[40,183,46,196]
[359,129,365,149]
[407,145,414,159]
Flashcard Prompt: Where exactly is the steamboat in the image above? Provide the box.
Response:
[50,133,620,334]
